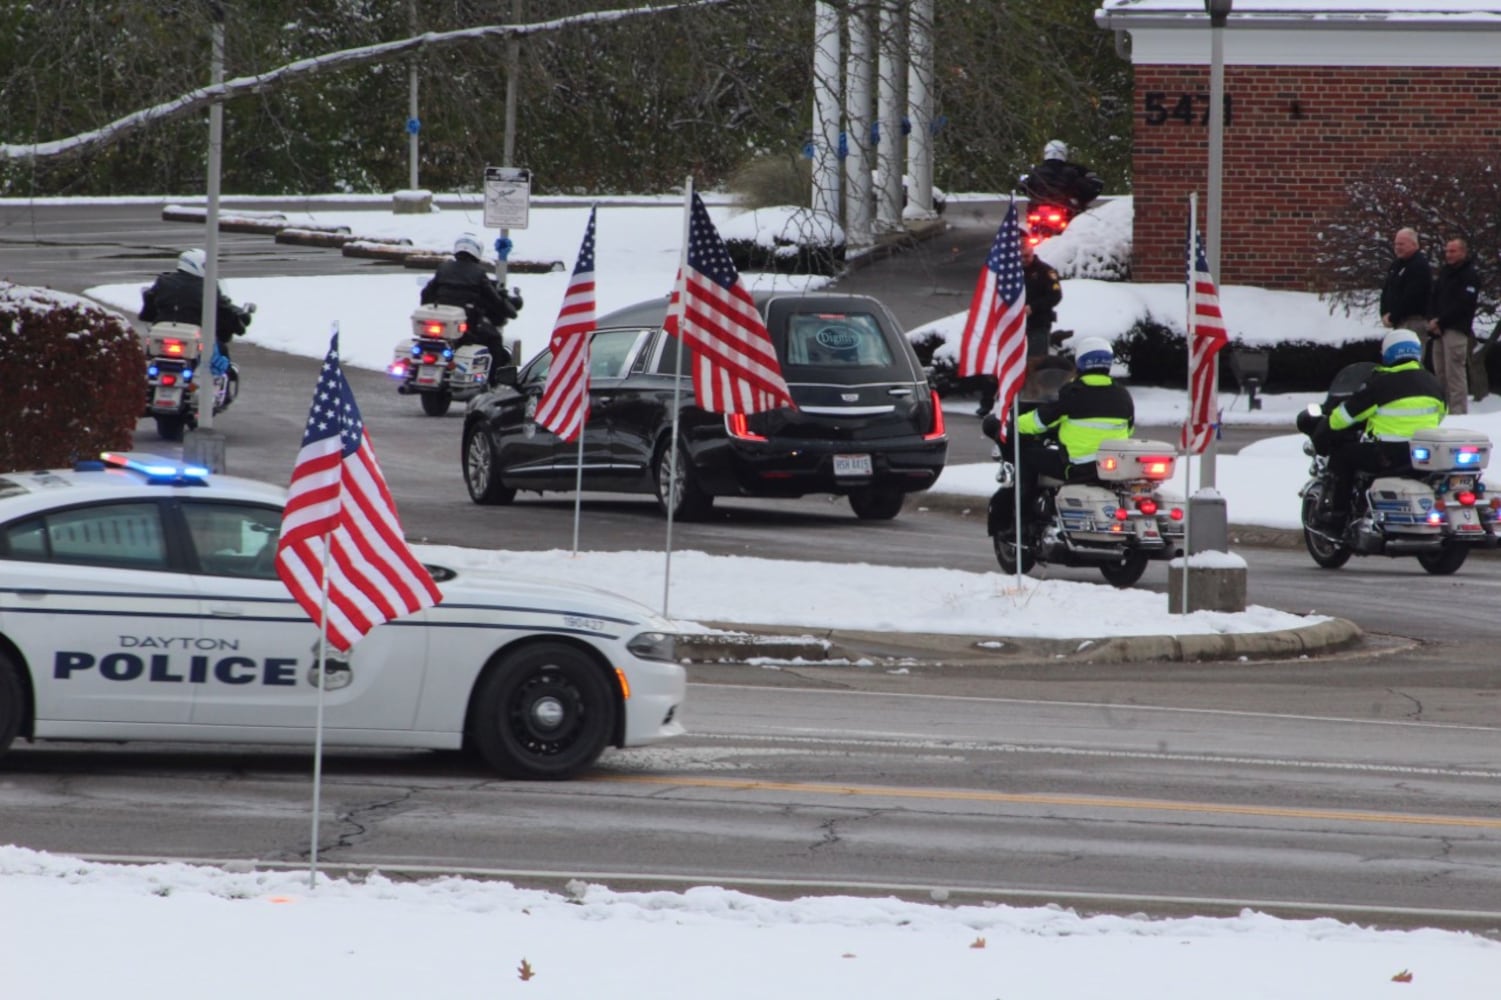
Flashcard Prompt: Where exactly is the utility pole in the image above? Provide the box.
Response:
[186,0,226,472]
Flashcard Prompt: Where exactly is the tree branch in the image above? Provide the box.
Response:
[0,1,734,161]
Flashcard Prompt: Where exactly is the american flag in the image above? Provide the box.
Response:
[664,191,793,414]
[275,332,441,652]
[533,208,597,442]
[956,201,1027,418]
[1182,224,1229,454]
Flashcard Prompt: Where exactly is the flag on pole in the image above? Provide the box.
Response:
[955,200,1027,420]
[664,191,793,414]
[1182,218,1229,454]
[533,207,598,442]
[275,332,442,651]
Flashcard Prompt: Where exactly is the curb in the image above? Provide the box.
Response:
[678,615,1362,668]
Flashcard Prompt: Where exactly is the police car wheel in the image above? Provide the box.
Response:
[469,642,617,780]
[0,651,22,756]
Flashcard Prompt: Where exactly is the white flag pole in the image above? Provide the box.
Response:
[1010,393,1023,591]
[570,428,584,555]
[1181,196,1197,616]
[307,320,340,890]
[662,176,693,618]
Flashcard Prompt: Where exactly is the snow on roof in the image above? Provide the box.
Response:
[1097,1,1501,27]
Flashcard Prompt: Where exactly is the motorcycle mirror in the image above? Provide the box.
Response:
[1304,403,1322,417]
[245,303,257,315]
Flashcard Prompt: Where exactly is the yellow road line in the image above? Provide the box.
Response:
[601,775,1501,831]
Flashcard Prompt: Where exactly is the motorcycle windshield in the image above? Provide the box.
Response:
[1327,361,1377,401]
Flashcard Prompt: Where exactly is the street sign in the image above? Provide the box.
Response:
[483,166,531,230]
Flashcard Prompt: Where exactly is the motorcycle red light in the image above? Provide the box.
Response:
[160,374,177,386]
[1140,457,1173,479]
[726,413,768,442]
[162,338,187,357]
[423,322,445,336]
[1098,455,1119,474]
[1169,507,1185,522]
[421,353,439,365]
[1427,509,1444,525]
[1136,498,1158,516]
[1457,490,1477,506]
[1113,507,1129,521]
[1045,210,1065,225]
[923,389,946,441]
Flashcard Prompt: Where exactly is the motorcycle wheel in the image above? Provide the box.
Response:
[1098,551,1149,588]
[154,413,187,441]
[1300,485,1351,569]
[463,427,516,505]
[421,389,453,417]
[1417,543,1468,576]
[991,529,1036,574]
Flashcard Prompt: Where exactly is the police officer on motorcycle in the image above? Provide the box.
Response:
[139,248,252,360]
[1305,328,1446,526]
[983,337,1134,527]
[1018,140,1105,214]
[421,233,522,386]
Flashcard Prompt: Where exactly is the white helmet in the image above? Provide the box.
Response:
[1074,336,1114,373]
[1043,139,1069,161]
[453,233,484,259]
[1381,328,1423,366]
[176,248,206,277]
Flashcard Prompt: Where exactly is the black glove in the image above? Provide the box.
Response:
[507,287,523,311]
[980,412,1004,443]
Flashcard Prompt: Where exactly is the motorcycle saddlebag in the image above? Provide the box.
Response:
[1365,476,1441,534]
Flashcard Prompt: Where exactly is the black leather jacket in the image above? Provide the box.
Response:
[139,270,248,343]
[420,254,518,328]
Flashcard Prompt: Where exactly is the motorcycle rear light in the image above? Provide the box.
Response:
[162,338,187,357]
[1113,507,1129,521]
[160,374,177,387]
[459,322,468,333]
[1098,456,1119,474]
[1136,498,1158,516]
[423,322,445,336]
[1140,457,1174,480]
[726,412,768,442]
[1169,507,1185,522]
[1457,490,1477,506]
[923,389,946,441]
[388,361,407,377]
[1427,509,1445,525]
[421,352,439,365]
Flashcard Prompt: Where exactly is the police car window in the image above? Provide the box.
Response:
[181,502,282,580]
[4,502,168,570]
[785,313,894,367]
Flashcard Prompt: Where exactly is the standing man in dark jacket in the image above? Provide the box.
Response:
[975,238,1064,414]
[1426,236,1480,415]
[421,233,521,385]
[139,248,251,360]
[1378,227,1430,335]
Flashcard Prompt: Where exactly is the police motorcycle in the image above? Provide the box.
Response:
[1296,361,1496,574]
[986,367,1185,589]
[142,303,255,441]
[388,283,521,417]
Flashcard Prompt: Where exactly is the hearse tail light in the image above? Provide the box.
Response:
[726,413,768,442]
[924,390,946,441]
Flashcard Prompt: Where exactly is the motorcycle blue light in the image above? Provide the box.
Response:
[1456,449,1480,465]
[410,344,422,356]
[1412,446,1431,461]
[182,368,193,382]
[147,365,159,377]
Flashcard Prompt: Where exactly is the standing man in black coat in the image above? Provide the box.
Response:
[1426,236,1480,415]
[421,233,521,385]
[1379,227,1431,336]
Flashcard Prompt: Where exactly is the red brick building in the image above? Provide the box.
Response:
[1095,1,1501,288]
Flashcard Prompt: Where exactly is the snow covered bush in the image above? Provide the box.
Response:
[0,282,144,472]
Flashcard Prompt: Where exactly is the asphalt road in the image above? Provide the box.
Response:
[2,199,1499,929]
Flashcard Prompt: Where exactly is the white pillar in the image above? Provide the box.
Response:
[904,0,936,220]
[843,2,874,250]
[811,2,842,222]
[875,0,906,234]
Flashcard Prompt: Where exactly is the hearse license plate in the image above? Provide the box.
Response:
[834,453,872,477]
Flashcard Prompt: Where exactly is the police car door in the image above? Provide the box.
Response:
[178,500,430,735]
[0,497,197,728]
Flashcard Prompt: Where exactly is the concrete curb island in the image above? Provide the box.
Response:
[676,617,1363,668]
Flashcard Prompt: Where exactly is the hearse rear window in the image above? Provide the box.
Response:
[784,313,894,368]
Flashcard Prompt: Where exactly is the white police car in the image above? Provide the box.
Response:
[0,453,687,779]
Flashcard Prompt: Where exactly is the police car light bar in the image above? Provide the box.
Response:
[99,452,211,486]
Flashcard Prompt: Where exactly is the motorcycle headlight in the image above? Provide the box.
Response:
[626,631,681,663]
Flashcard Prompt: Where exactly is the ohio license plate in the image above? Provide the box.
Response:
[833,453,872,476]
[416,366,443,387]
[152,387,182,409]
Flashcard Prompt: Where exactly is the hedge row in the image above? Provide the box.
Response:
[0,282,144,472]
